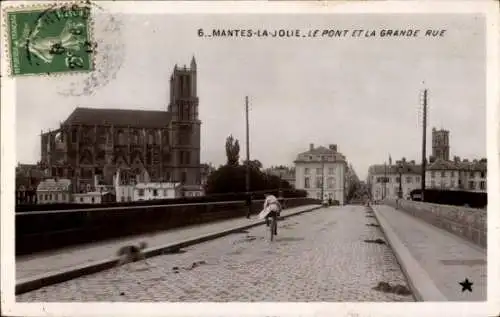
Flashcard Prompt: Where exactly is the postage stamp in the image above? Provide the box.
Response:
[4,2,95,76]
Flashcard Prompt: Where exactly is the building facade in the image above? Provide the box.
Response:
[426,157,487,192]
[133,182,182,201]
[36,178,72,204]
[73,192,114,204]
[367,157,487,201]
[367,159,422,201]
[294,143,347,204]
[16,163,45,204]
[39,57,202,194]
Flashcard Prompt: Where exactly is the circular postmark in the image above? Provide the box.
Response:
[56,1,125,96]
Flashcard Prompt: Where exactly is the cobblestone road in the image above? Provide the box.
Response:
[17,205,414,302]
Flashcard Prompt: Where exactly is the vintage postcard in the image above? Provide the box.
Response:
[1,1,498,317]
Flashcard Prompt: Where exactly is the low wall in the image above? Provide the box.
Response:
[16,197,319,255]
[384,199,486,248]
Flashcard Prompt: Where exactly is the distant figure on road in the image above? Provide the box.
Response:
[259,194,281,234]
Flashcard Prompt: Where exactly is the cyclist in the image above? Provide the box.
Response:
[263,194,281,235]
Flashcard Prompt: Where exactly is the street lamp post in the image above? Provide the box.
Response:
[321,155,325,203]
[398,163,403,199]
[245,96,251,218]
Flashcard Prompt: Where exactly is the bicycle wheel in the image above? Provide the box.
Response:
[270,217,276,242]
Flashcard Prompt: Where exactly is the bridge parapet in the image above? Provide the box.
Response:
[16,198,319,255]
[384,199,486,248]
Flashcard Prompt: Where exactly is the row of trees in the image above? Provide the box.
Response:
[205,135,306,197]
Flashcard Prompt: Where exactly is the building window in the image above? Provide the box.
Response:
[316,168,322,175]
[416,176,420,183]
[328,168,334,175]
[405,176,412,183]
[327,177,334,189]
[304,177,310,188]
[450,181,455,188]
[304,168,310,175]
[138,189,145,196]
[38,194,43,201]
[316,192,321,199]
[480,172,485,178]
[121,196,125,202]
[469,181,475,190]
[431,171,435,178]
[470,171,475,178]
[431,181,436,187]
[480,181,486,190]
[181,172,187,183]
[315,177,322,188]
[91,197,95,203]
[153,189,158,197]
[127,196,131,202]
[164,189,168,196]
[80,197,84,202]
[441,171,445,177]
[451,171,455,177]
[396,177,401,183]
[70,128,78,143]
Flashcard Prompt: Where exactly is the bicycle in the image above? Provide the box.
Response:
[268,212,278,242]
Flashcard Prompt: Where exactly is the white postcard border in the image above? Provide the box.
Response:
[1,1,498,316]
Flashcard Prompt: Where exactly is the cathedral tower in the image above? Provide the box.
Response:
[432,128,450,161]
[168,56,201,186]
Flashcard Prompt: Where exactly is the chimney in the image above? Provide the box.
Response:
[410,160,415,165]
[329,144,337,152]
[402,157,406,162]
[309,143,314,151]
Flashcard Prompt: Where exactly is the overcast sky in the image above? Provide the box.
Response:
[15,13,485,180]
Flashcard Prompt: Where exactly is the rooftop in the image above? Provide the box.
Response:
[37,178,72,191]
[63,107,172,128]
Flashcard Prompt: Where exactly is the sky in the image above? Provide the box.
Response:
[15,13,486,180]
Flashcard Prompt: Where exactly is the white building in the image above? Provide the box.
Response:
[134,182,182,201]
[73,191,114,204]
[426,157,486,192]
[367,157,487,201]
[113,169,182,202]
[294,143,347,204]
[182,184,204,197]
[367,159,421,201]
[36,178,72,204]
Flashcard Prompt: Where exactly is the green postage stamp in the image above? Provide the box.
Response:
[5,2,95,76]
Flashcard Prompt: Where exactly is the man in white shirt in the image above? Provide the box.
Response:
[262,194,281,234]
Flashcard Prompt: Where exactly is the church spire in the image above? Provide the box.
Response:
[190,55,196,70]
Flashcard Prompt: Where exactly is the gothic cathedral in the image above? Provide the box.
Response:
[39,57,202,193]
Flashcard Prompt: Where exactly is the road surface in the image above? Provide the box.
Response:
[17,205,413,302]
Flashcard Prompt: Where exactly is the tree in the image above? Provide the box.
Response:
[345,164,362,201]
[242,159,262,170]
[225,135,240,166]
[205,163,296,196]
